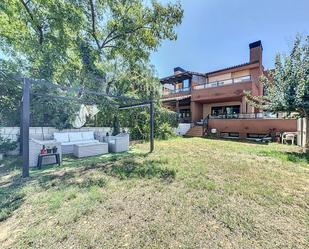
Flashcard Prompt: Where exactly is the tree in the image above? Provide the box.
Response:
[0,0,183,88]
[247,35,309,149]
[0,0,183,128]
[0,60,22,126]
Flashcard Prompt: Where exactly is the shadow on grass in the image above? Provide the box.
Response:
[36,156,175,191]
[0,180,25,222]
[0,156,22,175]
[0,151,175,222]
[0,159,24,222]
[0,156,26,221]
[102,158,175,181]
[184,136,270,145]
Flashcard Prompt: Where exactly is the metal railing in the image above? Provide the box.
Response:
[209,113,282,119]
[162,87,191,96]
[193,75,251,90]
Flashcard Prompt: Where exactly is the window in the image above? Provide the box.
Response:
[179,109,191,118]
[220,132,239,138]
[229,132,239,138]
[183,79,190,88]
[234,75,251,83]
[211,105,240,116]
[211,106,223,116]
[225,106,240,115]
[192,75,206,85]
[247,134,267,139]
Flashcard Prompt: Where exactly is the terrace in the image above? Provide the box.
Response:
[162,86,191,95]
[160,71,192,100]
[193,75,251,90]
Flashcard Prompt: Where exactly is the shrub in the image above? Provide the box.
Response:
[128,106,178,140]
[157,122,176,140]
[0,136,18,154]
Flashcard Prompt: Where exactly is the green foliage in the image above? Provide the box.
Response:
[0,61,22,126]
[127,106,178,140]
[156,122,176,140]
[246,35,309,117]
[0,135,18,154]
[246,35,309,148]
[0,0,183,128]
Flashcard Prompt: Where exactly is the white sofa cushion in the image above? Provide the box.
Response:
[69,132,83,142]
[82,131,94,140]
[54,132,69,143]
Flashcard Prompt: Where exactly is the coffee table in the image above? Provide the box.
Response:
[73,142,108,158]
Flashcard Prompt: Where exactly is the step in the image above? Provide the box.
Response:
[185,126,204,137]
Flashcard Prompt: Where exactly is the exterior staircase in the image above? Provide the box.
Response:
[185,125,204,137]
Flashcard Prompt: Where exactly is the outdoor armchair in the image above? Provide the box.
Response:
[104,133,129,153]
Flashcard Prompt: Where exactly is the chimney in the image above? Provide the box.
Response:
[249,40,263,63]
[174,67,186,75]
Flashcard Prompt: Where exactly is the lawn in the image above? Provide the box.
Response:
[0,137,308,248]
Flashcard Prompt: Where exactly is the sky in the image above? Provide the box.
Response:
[150,0,309,78]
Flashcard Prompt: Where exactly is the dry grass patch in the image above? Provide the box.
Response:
[0,137,309,248]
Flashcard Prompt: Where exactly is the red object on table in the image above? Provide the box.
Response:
[40,147,47,155]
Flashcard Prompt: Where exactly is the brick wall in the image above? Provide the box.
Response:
[208,119,297,138]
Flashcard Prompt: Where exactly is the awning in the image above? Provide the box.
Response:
[160,72,192,84]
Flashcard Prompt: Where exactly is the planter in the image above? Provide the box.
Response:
[0,153,3,161]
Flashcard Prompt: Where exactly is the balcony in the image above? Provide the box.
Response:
[191,75,252,102]
[193,75,251,90]
[208,112,284,120]
[162,87,191,99]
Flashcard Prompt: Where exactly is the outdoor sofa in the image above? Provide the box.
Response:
[53,131,101,154]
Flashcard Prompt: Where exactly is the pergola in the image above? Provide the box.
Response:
[21,78,155,178]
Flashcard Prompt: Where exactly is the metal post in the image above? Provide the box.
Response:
[22,78,30,178]
[149,98,154,153]
[19,102,23,155]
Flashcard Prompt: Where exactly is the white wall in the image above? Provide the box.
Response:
[175,123,192,135]
[297,118,308,147]
[0,127,117,141]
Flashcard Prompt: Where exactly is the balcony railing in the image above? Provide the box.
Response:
[162,87,191,96]
[193,75,251,90]
[209,112,282,120]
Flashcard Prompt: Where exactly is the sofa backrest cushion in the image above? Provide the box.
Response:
[82,131,94,140]
[69,132,83,142]
[54,132,69,143]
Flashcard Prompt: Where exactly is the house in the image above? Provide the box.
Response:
[160,41,297,138]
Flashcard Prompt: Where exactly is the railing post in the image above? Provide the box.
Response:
[22,78,30,178]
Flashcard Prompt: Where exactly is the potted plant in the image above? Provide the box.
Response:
[0,135,18,160]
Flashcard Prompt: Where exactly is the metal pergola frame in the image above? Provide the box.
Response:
[21,78,154,178]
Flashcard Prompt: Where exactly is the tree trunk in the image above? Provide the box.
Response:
[112,115,120,136]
